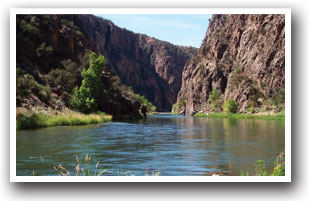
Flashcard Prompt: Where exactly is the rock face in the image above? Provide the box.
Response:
[48,14,196,111]
[70,14,196,111]
[16,14,196,118]
[177,14,285,115]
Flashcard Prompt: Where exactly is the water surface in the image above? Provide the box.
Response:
[16,113,285,176]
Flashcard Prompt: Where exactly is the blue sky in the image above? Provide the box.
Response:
[95,14,212,48]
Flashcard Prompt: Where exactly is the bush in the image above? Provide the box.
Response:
[135,94,156,112]
[171,100,187,113]
[46,60,77,95]
[16,68,51,104]
[271,88,285,108]
[36,42,53,57]
[71,52,106,113]
[210,89,220,104]
[19,19,40,37]
[223,99,238,113]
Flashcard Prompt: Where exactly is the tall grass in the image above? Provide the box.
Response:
[16,109,112,130]
[240,152,285,176]
[46,154,161,176]
[195,112,285,120]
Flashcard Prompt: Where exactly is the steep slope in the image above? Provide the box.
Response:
[176,14,285,115]
[69,14,197,111]
[16,14,196,113]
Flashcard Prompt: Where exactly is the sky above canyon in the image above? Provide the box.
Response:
[95,14,211,48]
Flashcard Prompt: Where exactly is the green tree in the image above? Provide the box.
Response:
[223,99,238,113]
[71,52,105,113]
[210,89,220,104]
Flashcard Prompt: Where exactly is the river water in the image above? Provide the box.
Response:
[16,113,285,176]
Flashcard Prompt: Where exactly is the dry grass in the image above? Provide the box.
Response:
[51,154,161,176]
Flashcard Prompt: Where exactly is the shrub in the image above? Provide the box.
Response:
[135,94,156,112]
[210,89,220,104]
[16,69,51,104]
[46,60,77,95]
[208,89,224,112]
[36,42,53,57]
[233,63,241,75]
[223,99,238,113]
[171,99,187,113]
[271,88,285,108]
[71,52,105,113]
[19,19,40,37]
[254,160,268,176]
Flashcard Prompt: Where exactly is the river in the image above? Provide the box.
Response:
[16,113,285,176]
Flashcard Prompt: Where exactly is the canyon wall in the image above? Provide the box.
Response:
[16,14,196,116]
[176,14,285,115]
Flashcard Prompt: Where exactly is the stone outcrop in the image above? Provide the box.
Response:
[177,14,285,115]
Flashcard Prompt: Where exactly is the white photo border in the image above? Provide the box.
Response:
[10,8,291,182]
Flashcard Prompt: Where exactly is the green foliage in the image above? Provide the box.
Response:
[233,63,241,75]
[246,102,255,113]
[71,52,105,113]
[254,160,268,176]
[16,113,46,130]
[16,110,112,130]
[253,153,285,176]
[36,42,53,57]
[271,88,285,108]
[111,75,122,91]
[210,89,220,104]
[239,152,285,176]
[60,19,84,41]
[19,19,40,37]
[135,94,157,112]
[246,86,263,114]
[271,164,285,176]
[16,68,51,104]
[171,99,187,113]
[46,59,77,95]
[223,99,238,113]
[208,89,224,112]
[195,112,285,120]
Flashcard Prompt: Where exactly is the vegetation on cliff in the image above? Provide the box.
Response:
[135,94,156,113]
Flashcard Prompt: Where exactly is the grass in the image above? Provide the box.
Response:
[16,109,112,130]
[240,152,285,176]
[211,152,285,176]
[34,154,161,176]
[195,112,285,120]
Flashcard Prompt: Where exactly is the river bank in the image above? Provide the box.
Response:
[16,107,112,130]
[194,111,285,120]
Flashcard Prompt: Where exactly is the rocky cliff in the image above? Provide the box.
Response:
[16,14,196,118]
[69,14,196,111]
[176,14,285,115]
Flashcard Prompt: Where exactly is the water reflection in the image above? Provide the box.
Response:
[16,114,285,176]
